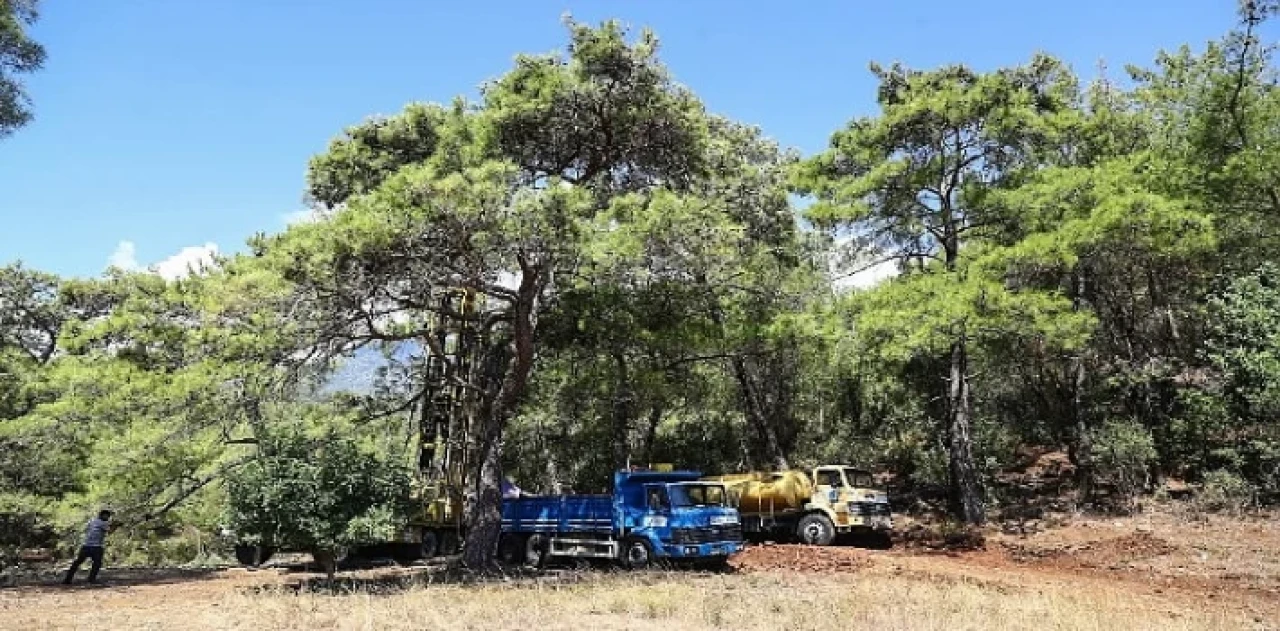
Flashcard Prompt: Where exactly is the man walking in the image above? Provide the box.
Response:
[62,509,113,585]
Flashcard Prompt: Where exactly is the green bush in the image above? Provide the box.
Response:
[224,428,414,575]
[1194,469,1255,515]
[1089,419,1158,509]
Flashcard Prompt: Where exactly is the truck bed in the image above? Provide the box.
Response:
[501,494,615,535]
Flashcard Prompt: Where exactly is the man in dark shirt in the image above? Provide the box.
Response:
[62,509,113,585]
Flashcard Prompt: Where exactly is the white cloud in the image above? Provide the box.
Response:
[833,259,899,291]
[107,241,140,271]
[104,241,220,281]
[828,233,900,292]
[154,242,220,280]
[281,208,324,226]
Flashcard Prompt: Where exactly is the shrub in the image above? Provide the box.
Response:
[1089,419,1157,511]
[225,429,414,578]
[1193,469,1255,515]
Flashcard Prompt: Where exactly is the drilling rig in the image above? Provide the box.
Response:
[404,287,485,558]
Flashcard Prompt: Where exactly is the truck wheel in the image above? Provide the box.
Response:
[420,530,440,559]
[234,544,275,567]
[525,534,549,568]
[621,537,655,570]
[440,531,461,556]
[797,513,837,546]
[498,534,526,565]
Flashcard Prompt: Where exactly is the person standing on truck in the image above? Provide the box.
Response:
[62,509,113,585]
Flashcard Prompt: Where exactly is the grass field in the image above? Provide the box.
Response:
[3,510,1278,630]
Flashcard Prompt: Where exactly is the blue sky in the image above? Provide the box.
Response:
[0,1,1241,278]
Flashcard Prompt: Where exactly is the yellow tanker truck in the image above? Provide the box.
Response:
[703,465,891,546]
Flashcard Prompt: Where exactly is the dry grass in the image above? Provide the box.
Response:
[6,508,1278,630]
[2,567,1263,631]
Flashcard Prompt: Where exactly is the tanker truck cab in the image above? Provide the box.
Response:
[811,466,893,537]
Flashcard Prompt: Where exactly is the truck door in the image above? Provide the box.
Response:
[641,485,671,528]
[813,468,843,504]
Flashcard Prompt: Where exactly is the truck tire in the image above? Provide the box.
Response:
[620,537,655,570]
[419,530,440,559]
[234,544,275,567]
[498,534,526,566]
[525,533,549,568]
[797,513,837,546]
[440,531,461,556]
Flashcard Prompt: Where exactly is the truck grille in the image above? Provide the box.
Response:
[672,525,743,544]
[849,502,892,517]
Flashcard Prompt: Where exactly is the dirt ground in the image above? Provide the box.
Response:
[3,510,1278,630]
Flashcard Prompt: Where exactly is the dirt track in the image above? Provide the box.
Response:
[731,512,1280,626]
[4,511,1278,629]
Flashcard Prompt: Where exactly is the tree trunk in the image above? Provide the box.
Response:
[641,402,662,466]
[461,266,541,569]
[730,354,790,470]
[611,352,633,471]
[463,414,504,569]
[947,334,985,525]
[1069,271,1093,500]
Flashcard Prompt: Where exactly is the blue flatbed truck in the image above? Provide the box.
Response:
[498,470,745,569]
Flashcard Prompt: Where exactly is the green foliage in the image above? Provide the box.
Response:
[0,0,45,137]
[1089,419,1157,504]
[1193,469,1255,515]
[482,17,708,193]
[1205,264,1280,418]
[224,424,413,552]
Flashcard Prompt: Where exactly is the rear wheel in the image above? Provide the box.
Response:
[620,537,655,570]
[797,513,837,546]
[234,544,275,567]
[419,530,440,559]
[439,530,461,556]
[525,533,550,568]
[498,534,526,565]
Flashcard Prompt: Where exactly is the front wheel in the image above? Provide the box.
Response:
[797,513,837,546]
[620,537,655,570]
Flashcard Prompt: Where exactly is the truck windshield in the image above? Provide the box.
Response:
[843,468,875,488]
[667,484,727,507]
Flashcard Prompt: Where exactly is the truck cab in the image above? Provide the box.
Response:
[809,466,892,537]
[620,479,743,567]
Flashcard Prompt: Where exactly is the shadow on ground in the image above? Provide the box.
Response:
[262,559,737,596]
[2,566,228,593]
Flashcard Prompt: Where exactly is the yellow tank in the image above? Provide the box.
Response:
[705,470,814,515]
